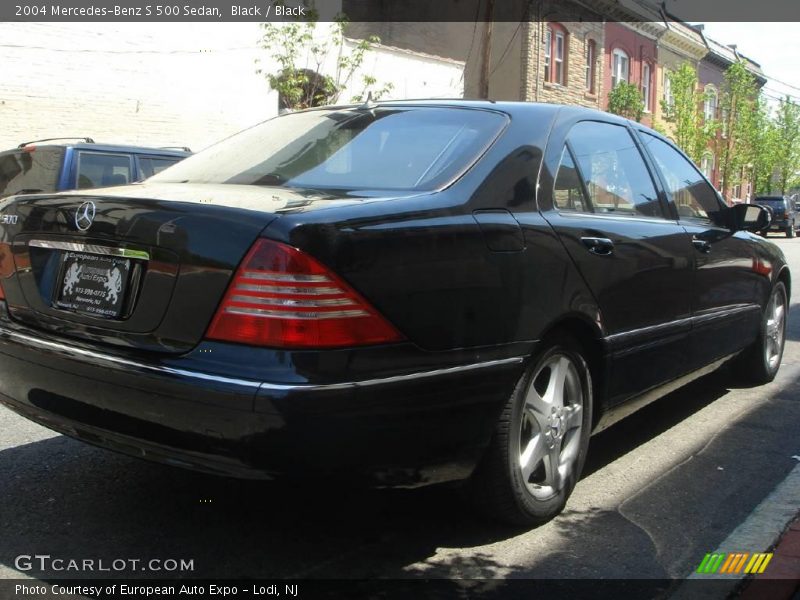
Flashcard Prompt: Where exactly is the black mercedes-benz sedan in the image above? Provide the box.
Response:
[0,101,788,525]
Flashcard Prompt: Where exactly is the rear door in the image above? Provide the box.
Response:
[636,131,761,366]
[540,118,695,405]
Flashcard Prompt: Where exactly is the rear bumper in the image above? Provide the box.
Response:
[0,315,526,487]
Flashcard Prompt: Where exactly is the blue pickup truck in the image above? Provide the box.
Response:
[0,137,190,198]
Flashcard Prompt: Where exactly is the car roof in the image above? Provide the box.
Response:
[4,141,190,157]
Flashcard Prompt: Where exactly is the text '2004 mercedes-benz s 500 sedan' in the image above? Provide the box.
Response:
[0,101,788,525]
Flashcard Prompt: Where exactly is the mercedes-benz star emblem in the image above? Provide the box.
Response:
[74,201,96,231]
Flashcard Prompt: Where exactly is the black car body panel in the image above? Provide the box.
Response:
[0,102,789,487]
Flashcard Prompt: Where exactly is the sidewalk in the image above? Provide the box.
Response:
[738,514,800,600]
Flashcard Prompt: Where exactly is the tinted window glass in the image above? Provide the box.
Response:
[0,147,65,198]
[151,107,508,192]
[138,157,181,180]
[554,146,590,212]
[753,197,787,209]
[567,122,662,218]
[77,152,132,189]
[640,133,722,222]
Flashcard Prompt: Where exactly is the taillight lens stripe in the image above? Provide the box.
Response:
[225,307,369,320]
[240,271,331,283]
[229,295,356,308]
[235,283,343,295]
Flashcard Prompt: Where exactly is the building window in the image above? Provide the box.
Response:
[701,153,714,179]
[543,24,568,85]
[544,28,551,82]
[611,48,629,87]
[585,39,596,93]
[663,69,674,108]
[704,85,718,122]
[642,63,652,112]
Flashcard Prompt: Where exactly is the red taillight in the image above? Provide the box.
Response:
[206,239,404,349]
[0,242,12,301]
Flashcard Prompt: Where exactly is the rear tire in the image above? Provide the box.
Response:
[466,333,593,526]
[735,281,787,385]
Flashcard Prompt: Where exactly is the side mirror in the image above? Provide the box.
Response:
[731,203,771,232]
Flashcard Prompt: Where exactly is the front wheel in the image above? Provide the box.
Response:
[735,281,788,385]
[466,333,593,525]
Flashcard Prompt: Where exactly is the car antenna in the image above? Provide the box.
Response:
[358,92,378,110]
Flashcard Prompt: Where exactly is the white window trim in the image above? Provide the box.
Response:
[642,63,651,112]
[554,31,565,85]
[704,84,718,123]
[612,48,630,87]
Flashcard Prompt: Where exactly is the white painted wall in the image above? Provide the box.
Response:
[0,23,464,152]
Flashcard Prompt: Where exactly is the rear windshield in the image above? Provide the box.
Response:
[151,107,508,192]
[0,147,65,198]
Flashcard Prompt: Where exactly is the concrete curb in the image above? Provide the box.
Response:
[671,462,800,599]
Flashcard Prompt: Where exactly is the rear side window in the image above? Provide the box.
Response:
[0,147,64,197]
[151,107,508,192]
[567,121,662,218]
[137,156,181,180]
[640,133,722,223]
[77,152,133,189]
[553,147,590,212]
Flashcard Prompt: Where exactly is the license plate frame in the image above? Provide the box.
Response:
[55,251,132,319]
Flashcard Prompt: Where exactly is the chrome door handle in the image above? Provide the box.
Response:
[581,237,614,256]
[692,239,712,254]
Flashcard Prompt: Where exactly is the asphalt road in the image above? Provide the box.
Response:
[1,235,800,587]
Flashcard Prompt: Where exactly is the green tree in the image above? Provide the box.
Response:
[256,14,392,110]
[747,97,780,195]
[716,60,759,200]
[607,81,644,122]
[660,63,716,164]
[773,96,800,194]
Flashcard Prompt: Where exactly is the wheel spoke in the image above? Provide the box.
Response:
[524,385,549,418]
[544,356,569,408]
[519,433,546,482]
[542,446,563,491]
[563,404,583,430]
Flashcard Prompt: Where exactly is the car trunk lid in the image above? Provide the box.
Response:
[0,184,342,353]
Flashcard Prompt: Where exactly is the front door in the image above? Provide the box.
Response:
[541,119,695,405]
[636,131,761,367]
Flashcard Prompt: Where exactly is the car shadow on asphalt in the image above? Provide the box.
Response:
[0,361,798,581]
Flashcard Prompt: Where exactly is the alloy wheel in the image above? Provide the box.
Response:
[765,287,787,370]
[518,353,584,500]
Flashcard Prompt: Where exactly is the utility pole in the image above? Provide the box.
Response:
[478,0,495,99]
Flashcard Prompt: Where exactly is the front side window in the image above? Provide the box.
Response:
[151,107,508,192]
[640,133,723,223]
[612,48,629,87]
[77,152,133,189]
[567,121,662,218]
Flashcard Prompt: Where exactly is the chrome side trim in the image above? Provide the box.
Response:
[0,326,525,392]
[29,239,150,261]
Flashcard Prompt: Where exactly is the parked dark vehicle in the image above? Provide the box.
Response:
[753,195,796,237]
[0,102,787,525]
[0,138,190,199]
